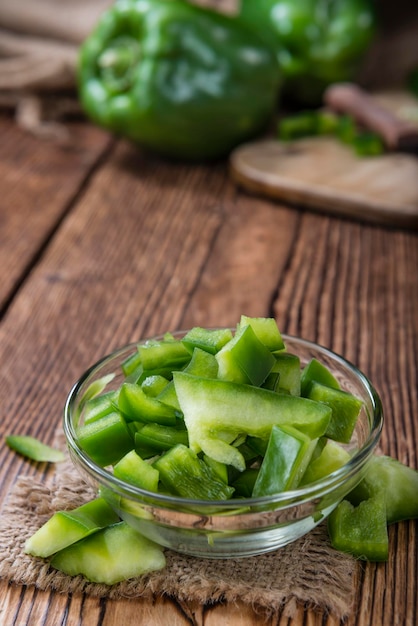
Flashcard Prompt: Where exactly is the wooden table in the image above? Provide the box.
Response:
[0,111,416,626]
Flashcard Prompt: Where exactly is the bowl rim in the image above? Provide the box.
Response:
[63,332,384,511]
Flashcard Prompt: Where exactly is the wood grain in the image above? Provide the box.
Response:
[230,137,418,229]
[0,114,417,626]
[0,115,112,312]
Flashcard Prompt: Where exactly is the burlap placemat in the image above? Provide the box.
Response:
[0,450,356,620]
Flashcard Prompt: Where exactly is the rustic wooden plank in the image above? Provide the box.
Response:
[0,114,112,311]
[0,118,416,626]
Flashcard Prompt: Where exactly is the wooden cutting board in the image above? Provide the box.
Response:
[230,92,418,229]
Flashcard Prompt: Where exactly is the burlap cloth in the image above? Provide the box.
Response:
[0,434,357,621]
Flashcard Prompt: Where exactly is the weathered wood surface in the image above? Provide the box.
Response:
[0,113,416,626]
[230,91,418,230]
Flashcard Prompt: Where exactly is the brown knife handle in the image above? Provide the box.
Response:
[324,83,418,151]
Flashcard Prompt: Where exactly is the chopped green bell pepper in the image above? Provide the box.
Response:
[306,381,363,443]
[216,324,275,386]
[182,327,233,355]
[78,0,281,161]
[134,422,189,452]
[328,497,388,561]
[300,438,351,485]
[118,382,177,426]
[114,449,160,491]
[252,425,317,496]
[50,521,166,584]
[239,0,376,105]
[174,371,331,470]
[153,444,235,500]
[5,435,65,463]
[347,455,418,524]
[24,498,119,558]
[300,357,340,397]
[77,411,133,466]
[238,315,285,351]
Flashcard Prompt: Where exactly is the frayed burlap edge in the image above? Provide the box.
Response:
[0,457,356,620]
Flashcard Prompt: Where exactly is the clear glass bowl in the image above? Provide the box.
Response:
[63,333,383,559]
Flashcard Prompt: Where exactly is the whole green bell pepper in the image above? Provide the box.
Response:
[239,0,376,106]
[78,0,281,161]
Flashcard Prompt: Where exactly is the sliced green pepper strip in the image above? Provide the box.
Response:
[153,444,235,500]
[232,468,259,498]
[77,411,133,466]
[182,327,233,355]
[306,381,362,443]
[301,439,350,485]
[270,352,301,395]
[300,357,340,397]
[114,449,159,492]
[252,425,317,496]
[141,374,170,397]
[138,338,191,371]
[134,423,189,452]
[118,382,177,425]
[216,324,275,386]
[174,372,331,470]
[24,498,120,558]
[238,315,285,351]
[328,497,388,561]
[50,521,166,584]
[6,435,65,463]
[347,455,418,524]
[83,390,119,424]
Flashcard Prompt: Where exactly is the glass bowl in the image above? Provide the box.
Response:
[63,332,383,559]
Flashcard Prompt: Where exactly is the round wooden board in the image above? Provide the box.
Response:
[230,137,418,229]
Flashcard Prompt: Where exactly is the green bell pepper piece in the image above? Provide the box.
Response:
[83,390,119,423]
[328,497,388,561]
[174,372,331,470]
[153,444,235,500]
[252,425,317,496]
[300,357,340,397]
[114,449,159,492]
[77,411,133,467]
[182,327,233,355]
[5,435,65,463]
[239,0,376,105]
[141,374,170,398]
[138,337,191,371]
[134,422,189,452]
[306,381,363,443]
[270,352,301,395]
[50,521,166,584]
[237,315,285,351]
[157,346,219,410]
[300,439,351,485]
[216,324,275,386]
[24,498,120,558]
[347,455,418,524]
[232,468,259,498]
[118,382,177,426]
[78,0,281,161]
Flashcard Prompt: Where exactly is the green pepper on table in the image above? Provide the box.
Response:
[78,0,281,161]
[239,0,376,106]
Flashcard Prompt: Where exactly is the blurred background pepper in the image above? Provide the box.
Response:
[239,0,377,106]
[77,0,281,161]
